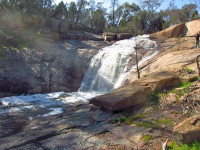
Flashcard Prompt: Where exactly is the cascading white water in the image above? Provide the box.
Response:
[0,35,159,115]
[79,35,158,93]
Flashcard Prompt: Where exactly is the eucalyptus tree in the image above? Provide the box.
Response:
[75,0,89,25]
[68,2,78,24]
[138,0,164,32]
[53,1,68,20]
[110,0,119,26]
[90,7,107,33]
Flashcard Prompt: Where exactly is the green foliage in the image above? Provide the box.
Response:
[0,0,199,35]
[167,141,179,149]
[179,81,192,88]
[152,81,192,103]
[189,76,199,82]
[142,134,153,143]
[105,25,118,33]
[167,141,200,150]
[143,74,149,77]
[183,67,194,74]
[112,113,145,124]
[90,9,106,33]
[0,28,29,52]
[153,117,173,126]
[53,1,68,20]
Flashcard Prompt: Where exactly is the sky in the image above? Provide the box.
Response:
[55,0,192,11]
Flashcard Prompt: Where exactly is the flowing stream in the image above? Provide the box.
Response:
[79,35,158,92]
[0,35,159,116]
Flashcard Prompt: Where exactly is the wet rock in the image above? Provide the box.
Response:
[173,114,200,144]
[0,40,102,96]
[10,144,44,150]
[84,122,113,134]
[90,71,180,113]
[89,104,101,112]
[90,110,110,122]
[0,128,56,150]
[39,129,105,150]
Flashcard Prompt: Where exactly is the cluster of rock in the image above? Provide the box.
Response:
[103,32,133,41]
[0,39,104,97]
[90,71,181,113]
[151,19,200,38]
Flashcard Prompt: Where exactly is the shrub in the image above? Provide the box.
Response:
[167,141,200,150]
[142,134,153,143]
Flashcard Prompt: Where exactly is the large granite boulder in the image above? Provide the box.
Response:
[135,71,181,92]
[183,19,200,36]
[0,40,102,97]
[90,71,181,113]
[90,85,152,113]
[150,19,200,38]
[150,23,185,38]
[173,115,200,144]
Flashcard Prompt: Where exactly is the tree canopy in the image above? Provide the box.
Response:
[0,0,199,37]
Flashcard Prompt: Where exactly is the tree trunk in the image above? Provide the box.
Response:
[75,0,84,26]
[135,47,140,79]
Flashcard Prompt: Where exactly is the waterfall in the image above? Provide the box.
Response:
[0,35,160,115]
[79,35,158,93]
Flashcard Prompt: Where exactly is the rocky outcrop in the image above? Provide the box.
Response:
[90,85,152,113]
[103,33,117,41]
[134,71,181,92]
[117,33,133,40]
[90,71,181,113]
[183,19,200,36]
[0,40,105,97]
[151,19,200,38]
[173,115,200,144]
[150,23,185,38]
[103,32,133,41]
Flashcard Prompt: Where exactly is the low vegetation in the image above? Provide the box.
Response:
[112,113,145,124]
[0,29,29,52]
[152,81,193,104]
[183,67,195,74]
[142,134,153,143]
[167,141,200,150]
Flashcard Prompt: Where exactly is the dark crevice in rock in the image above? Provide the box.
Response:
[6,133,57,150]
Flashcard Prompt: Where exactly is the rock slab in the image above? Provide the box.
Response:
[173,114,200,144]
[90,85,152,113]
[90,71,181,113]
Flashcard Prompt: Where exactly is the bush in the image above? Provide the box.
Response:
[167,141,200,150]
